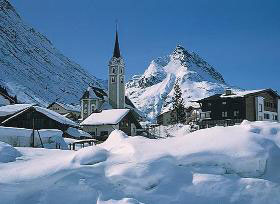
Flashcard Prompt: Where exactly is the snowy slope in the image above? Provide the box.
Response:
[126,45,234,121]
[1,121,280,203]
[0,0,105,106]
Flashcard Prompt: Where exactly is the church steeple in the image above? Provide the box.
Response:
[108,26,125,109]
[113,30,121,58]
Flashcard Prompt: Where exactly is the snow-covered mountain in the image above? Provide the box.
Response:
[0,0,105,106]
[126,45,232,121]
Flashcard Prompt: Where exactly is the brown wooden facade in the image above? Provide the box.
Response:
[1,107,72,131]
[197,89,280,129]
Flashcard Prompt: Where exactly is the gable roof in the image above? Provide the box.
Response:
[81,86,107,100]
[1,104,78,127]
[80,109,130,126]
[0,104,34,117]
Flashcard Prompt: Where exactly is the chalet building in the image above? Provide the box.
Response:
[80,109,141,140]
[157,106,199,126]
[79,28,142,138]
[0,104,78,133]
[196,89,280,129]
[47,102,80,121]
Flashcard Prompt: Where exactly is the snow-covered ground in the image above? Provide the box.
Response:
[1,121,280,204]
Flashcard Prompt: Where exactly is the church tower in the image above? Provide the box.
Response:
[108,29,125,109]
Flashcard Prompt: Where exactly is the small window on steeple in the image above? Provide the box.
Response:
[112,68,115,74]
[111,76,116,83]
[120,77,124,83]
[120,68,123,74]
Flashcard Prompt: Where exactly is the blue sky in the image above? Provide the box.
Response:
[11,0,280,91]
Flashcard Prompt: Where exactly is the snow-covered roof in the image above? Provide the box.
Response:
[0,104,33,117]
[220,89,266,98]
[55,102,80,112]
[80,109,130,126]
[34,106,78,127]
[66,127,92,138]
[87,87,99,99]
[0,104,77,127]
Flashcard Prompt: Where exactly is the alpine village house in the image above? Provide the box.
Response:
[197,89,280,129]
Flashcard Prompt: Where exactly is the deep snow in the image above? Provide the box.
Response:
[1,121,280,203]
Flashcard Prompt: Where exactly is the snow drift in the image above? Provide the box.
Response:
[0,126,68,149]
[1,121,280,204]
[72,145,108,165]
[0,141,21,162]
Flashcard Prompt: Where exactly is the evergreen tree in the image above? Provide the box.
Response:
[170,79,186,124]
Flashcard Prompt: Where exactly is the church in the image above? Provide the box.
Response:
[80,29,142,139]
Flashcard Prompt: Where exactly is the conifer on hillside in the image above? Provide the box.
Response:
[170,79,186,124]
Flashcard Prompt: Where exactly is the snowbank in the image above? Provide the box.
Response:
[72,145,108,165]
[0,126,68,149]
[0,141,21,162]
[1,121,280,203]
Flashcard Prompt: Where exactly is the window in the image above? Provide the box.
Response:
[120,77,124,83]
[222,111,227,117]
[111,76,116,83]
[234,110,239,117]
[259,104,263,112]
[275,115,278,121]
[264,113,270,119]
[91,104,96,113]
[208,103,212,107]
[112,68,116,74]
[205,112,211,118]
[120,68,123,74]
[222,101,227,105]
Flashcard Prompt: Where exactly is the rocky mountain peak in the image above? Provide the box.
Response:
[171,44,192,62]
[126,45,229,121]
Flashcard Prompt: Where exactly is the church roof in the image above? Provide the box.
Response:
[113,30,121,58]
[81,86,107,100]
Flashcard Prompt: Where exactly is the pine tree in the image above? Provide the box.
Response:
[170,79,186,124]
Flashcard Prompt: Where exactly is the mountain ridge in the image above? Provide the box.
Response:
[0,0,105,106]
[126,45,232,121]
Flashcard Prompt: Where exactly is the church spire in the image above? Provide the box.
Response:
[113,26,121,58]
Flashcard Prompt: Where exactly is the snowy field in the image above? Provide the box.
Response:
[1,121,280,204]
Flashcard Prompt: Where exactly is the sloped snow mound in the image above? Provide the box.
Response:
[0,141,21,163]
[100,130,129,150]
[72,145,108,165]
[2,121,280,204]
